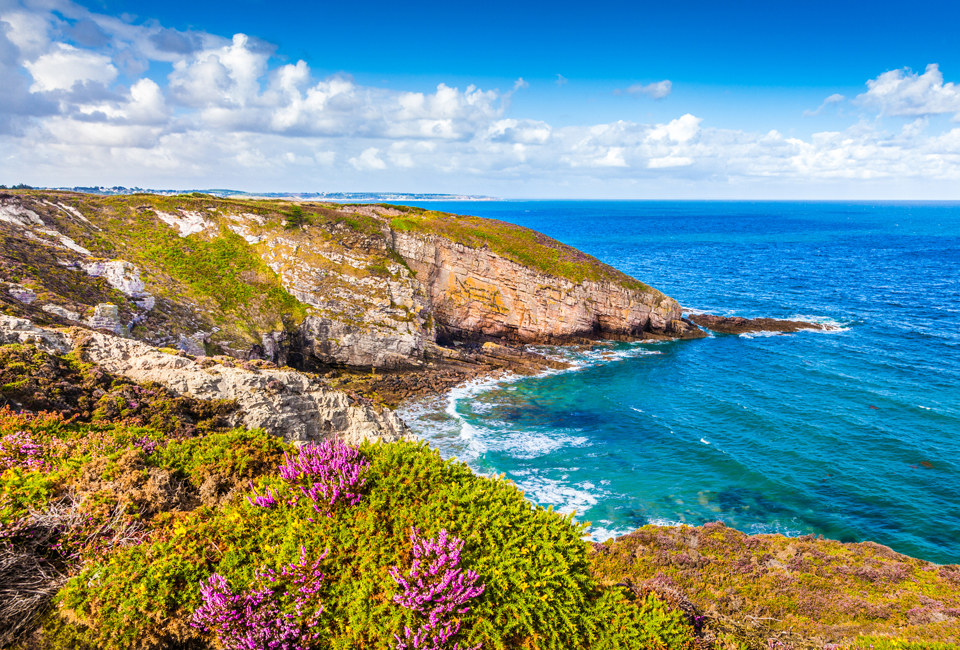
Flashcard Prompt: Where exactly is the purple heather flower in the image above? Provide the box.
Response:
[192,547,328,650]
[0,431,50,472]
[278,440,368,515]
[390,528,485,650]
[247,483,279,508]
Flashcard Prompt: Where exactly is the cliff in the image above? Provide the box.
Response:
[0,315,408,445]
[0,191,701,376]
[385,207,696,343]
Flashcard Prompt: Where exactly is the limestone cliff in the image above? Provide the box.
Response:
[0,191,701,373]
[388,227,693,343]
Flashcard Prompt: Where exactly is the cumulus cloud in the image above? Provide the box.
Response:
[625,80,672,99]
[856,64,960,119]
[24,43,117,91]
[1,0,960,196]
[804,93,845,116]
[648,114,701,142]
[349,147,386,170]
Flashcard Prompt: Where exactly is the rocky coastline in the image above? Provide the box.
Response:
[1,189,956,650]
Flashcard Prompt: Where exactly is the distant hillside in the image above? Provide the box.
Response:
[9,186,498,202]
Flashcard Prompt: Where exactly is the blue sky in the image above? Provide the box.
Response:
[1,0,960,198]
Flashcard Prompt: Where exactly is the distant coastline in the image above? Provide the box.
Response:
[38,186,501,202]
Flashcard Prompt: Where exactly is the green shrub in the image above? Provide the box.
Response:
[153,428,286,487]
[56,440,697,650]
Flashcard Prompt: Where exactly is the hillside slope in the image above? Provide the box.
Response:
[0,191,701,374]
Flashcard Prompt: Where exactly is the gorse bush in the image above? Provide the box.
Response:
[0,344,697,650]
[54,440,695,650]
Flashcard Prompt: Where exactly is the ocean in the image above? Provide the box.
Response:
[391,201,960,565]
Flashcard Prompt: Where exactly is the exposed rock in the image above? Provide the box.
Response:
[154,209,213,237]
[0,199,43,227]
[85,303,124,336]
[177,333,207,356]
[0,315,71,353]
[0,315,408,444]
[41,304,80,321]
[389,229,704,343]
[1,192,704,374]
[81,259,155,310]
[7,285,36,304]
[687,313,838,335]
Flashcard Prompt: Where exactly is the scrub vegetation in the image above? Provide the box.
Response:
[590,523,960,649]
[0,343,695,650]
[386,205,652,290]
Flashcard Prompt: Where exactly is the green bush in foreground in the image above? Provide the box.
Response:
[54,439,695,649]
[0,406,694,650]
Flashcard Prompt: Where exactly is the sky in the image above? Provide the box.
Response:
[1,0,960,198]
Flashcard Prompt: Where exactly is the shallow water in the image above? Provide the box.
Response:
[393,201,960,564]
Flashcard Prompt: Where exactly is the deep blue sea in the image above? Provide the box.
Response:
[391,201,960,565]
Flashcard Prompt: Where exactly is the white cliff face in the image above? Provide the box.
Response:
[389,230,690,342]
[154,210,214,237]
[0,315,410,445]
[81,260,155,309]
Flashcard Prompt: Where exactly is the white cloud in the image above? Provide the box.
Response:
[856,64,960,118]
[647,114,701,142]
[1,1,960,197]
[556,74,567,86]
[648,156,693,168]
[626,80,672,99]
[24,43,117,91]
[804,93,845,117]
[349,147,386,170]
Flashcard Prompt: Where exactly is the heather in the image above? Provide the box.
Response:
[0,343,694,650]
[4,343,960,650]
[589,523,960,648]
[50,439,694,650]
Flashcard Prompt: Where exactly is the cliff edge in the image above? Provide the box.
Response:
[0,191,701,376]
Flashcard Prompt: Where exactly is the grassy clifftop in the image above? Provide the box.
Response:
[1,191,661,361]
[385,204,654,292]
[591,523,960,649]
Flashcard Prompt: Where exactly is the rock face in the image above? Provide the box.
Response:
[389,230,700,342]
[687,313,838,335]
[0,191,702,372]
[0,315,409,445]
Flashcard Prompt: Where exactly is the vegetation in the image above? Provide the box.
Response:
[0,344,696,650]
[589,523,960,649]
[2,343,959,649]
[385,205,652,291]
[284,205,314,230]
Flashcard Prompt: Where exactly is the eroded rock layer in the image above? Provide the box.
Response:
[0,191,702,373]
[0,315,409,445]
[390,229,698,343]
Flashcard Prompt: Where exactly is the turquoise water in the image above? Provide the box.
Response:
[393,201,960,565]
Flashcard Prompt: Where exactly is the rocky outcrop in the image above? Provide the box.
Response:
[687,313,838,335]
[0,191,702,374]
[388,229,702,343]
[0,315,409,445]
